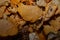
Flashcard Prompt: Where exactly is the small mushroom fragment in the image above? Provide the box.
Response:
[43,2,57,21]
[43,25,56,35]
[49,18,60,32]
[36,0,47,6]
[8,15,18,26]
[52,0,60,14]
[14,15,26,26]
[0,19,18,36]
[38,32,46,40]
[8,14,26,26]
[17,3,43,22]
[0,6,6,18]
[29,32,39,40]
[52,0,60,9]
[8,6,17,13]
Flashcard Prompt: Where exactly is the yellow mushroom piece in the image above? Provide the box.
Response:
[0,19,18,37]
[17,3,43,22]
